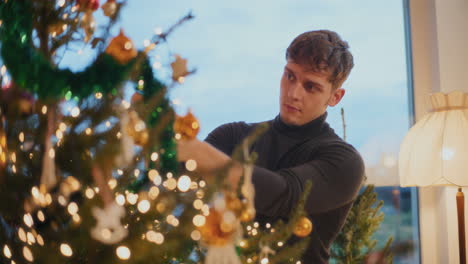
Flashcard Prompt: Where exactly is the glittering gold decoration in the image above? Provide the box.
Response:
[171,54,189,81]
[198,208,235,246]
[174,110,199,140]
[293,216,313,237]
[126,110,148,146]
[105,30,138,65]
[239,207,255,223]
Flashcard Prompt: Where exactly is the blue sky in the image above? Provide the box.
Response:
[61,0,410,185]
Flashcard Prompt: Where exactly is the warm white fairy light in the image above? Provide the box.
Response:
[10,152,16,163]
[177,77,185,84]
[201,205,210,216]
[253,222,259,228]
[95,92,103,99]
[153,233,164,244]
[174,133,182,140]
[149,170,161,185]
[247,258,253,263]
[296,261,302,264]
[121,100,130,109]
[58,195,67,206]
[199,180,206,188]
[166,214,175,223]
[148,186,159,200]
[116,194,125,206]
[72,214,81,223]
[70,107,80,117]
[260,258,269,264]
[1,65,6,75]
[19,132,24,143]
[116,246,131,260]
[126,193,138,205]
[37,211,45,222]
[193,199,203,210]
[246,226,252,231]
[26,232,35,244]
[167,172,173,178]
[85,128,93,135]
[150,152,159,161]
[184,159,197,171]
[23,214,33,227]
[190,230,201,241]
[94,187,100,193]
[192,215,205,227]
[67,202,79,215]
[165,178,177,190]
[85,187,95,199]
[40,105,47,115]
[23,246,34,262]
[105,121,111,128]
[56,130,63,140]
[196,190,205,199]
[137,200,150,213]
[11,165,16,173]
[117,169,123,175]
[134,169,140,178]
[36,235,44,246]
[18,228,27,242]
[266,223,271,229]
[239,240,247,248]
[48,148,55,158]
[59,243,73,257]
[177,175,191,192]
[108,178,117,189]
[124,41,133,50]
[59,123,67,131]
[146,231,158,243]
[3,245,12,258]
[57,0,65,7]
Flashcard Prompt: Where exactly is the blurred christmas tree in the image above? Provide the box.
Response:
[0,0,311,263]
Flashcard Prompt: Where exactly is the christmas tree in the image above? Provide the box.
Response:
[0,0,312,263]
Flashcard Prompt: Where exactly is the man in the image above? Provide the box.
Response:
[177,30,364,263]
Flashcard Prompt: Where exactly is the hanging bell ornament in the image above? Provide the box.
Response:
[105,29,138,65]
[101,0,117,17]
[125,110,148,146]
[293,216,313,237]
[174,110,200,140]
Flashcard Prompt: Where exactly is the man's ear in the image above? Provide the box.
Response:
[328,88,345,107]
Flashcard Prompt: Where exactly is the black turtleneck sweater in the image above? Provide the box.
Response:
[205,113,364,263]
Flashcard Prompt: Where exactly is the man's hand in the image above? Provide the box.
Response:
[177,139,243,188]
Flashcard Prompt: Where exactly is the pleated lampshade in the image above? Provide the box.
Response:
[399,91,468,187]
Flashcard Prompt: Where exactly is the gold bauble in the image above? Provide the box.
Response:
[198,208,234,246]
[126,111,148,146]
[105,29,138,65]
[293,216,313,237]
[174,110,200,140]
[239,207,255,223]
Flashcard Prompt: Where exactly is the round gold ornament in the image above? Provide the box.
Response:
[198,208,234,246]
[174,110,200,140]
[126,111,148,146]
[105,29,138,65]
[239,207,255,223]
[293,216,313,237]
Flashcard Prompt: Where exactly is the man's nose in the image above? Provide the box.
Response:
[287,83,302,100]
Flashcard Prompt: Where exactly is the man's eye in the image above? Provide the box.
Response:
[304,84,316,92]
[286,72,294,81]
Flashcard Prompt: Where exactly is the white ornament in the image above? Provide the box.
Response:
[91,202,128,244]
[114,110,135,168]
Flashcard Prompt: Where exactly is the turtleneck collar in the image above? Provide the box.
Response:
[272,112,328,140]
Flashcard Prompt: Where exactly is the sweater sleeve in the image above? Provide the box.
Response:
[204,122,250,155]
[252,143,364,217]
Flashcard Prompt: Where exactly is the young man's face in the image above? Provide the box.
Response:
[279,60,345,126]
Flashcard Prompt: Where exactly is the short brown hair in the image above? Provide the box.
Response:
[286,30,354,89]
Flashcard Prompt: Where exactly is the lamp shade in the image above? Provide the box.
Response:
[399,91,468,187]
